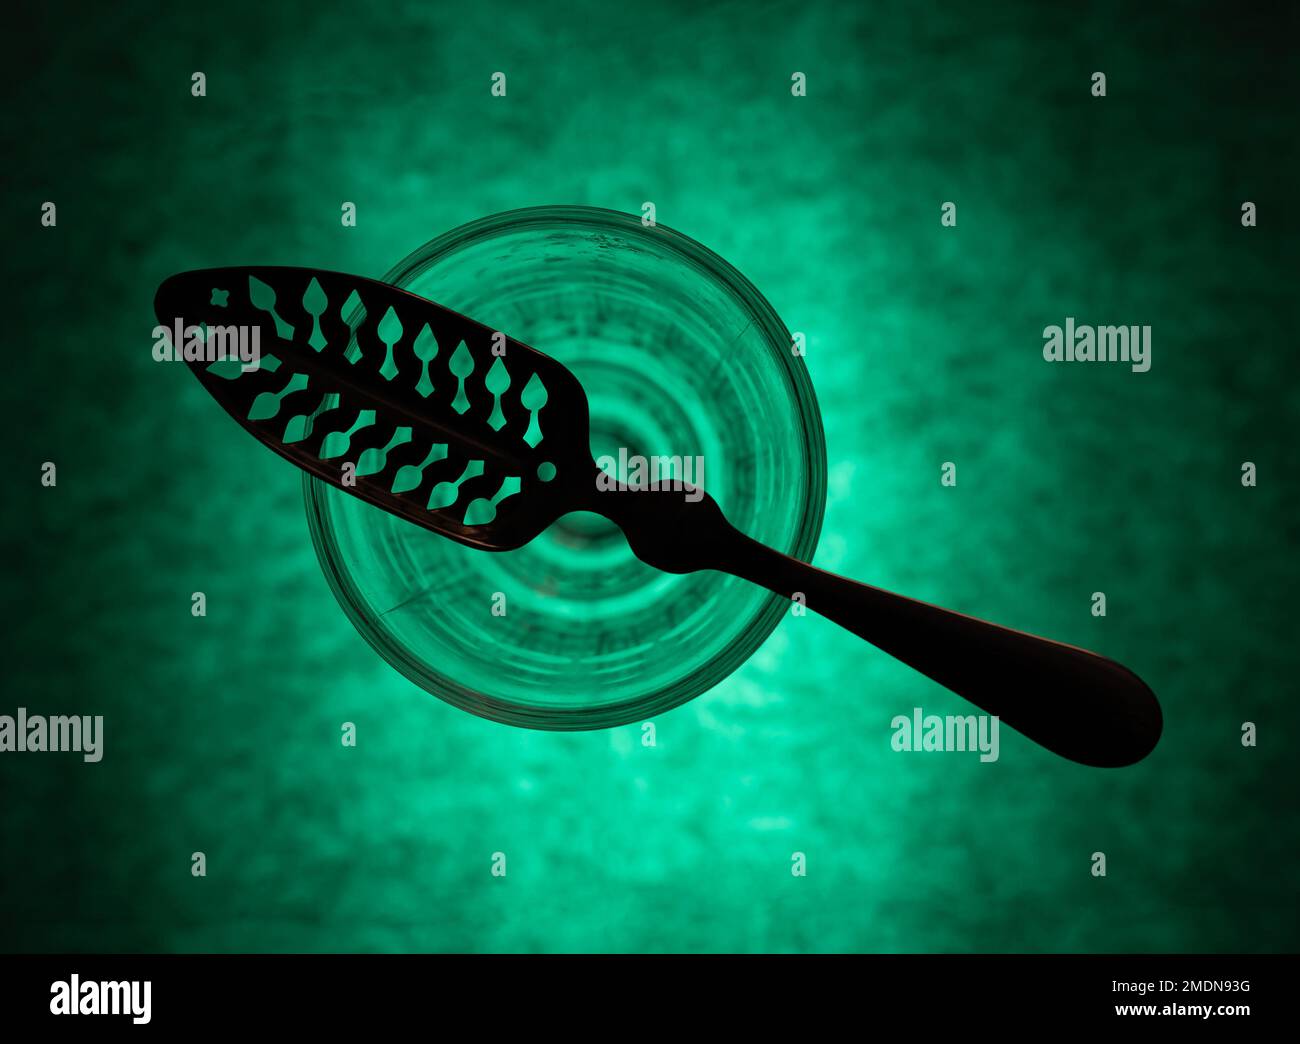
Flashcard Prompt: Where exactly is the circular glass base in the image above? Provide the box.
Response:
[304,206,826,728]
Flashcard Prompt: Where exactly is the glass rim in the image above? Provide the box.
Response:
[303,204,828,729]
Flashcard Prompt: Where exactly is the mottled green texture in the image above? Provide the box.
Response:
[1,0,1296,952]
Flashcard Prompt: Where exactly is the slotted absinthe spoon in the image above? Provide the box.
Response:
[154,266,1163,767]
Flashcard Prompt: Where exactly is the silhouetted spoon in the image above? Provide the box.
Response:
[154,266,1163,767]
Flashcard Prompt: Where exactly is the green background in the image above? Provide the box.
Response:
[2,0,1296,952]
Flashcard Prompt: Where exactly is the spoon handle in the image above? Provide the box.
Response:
[715,527,1162,767]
